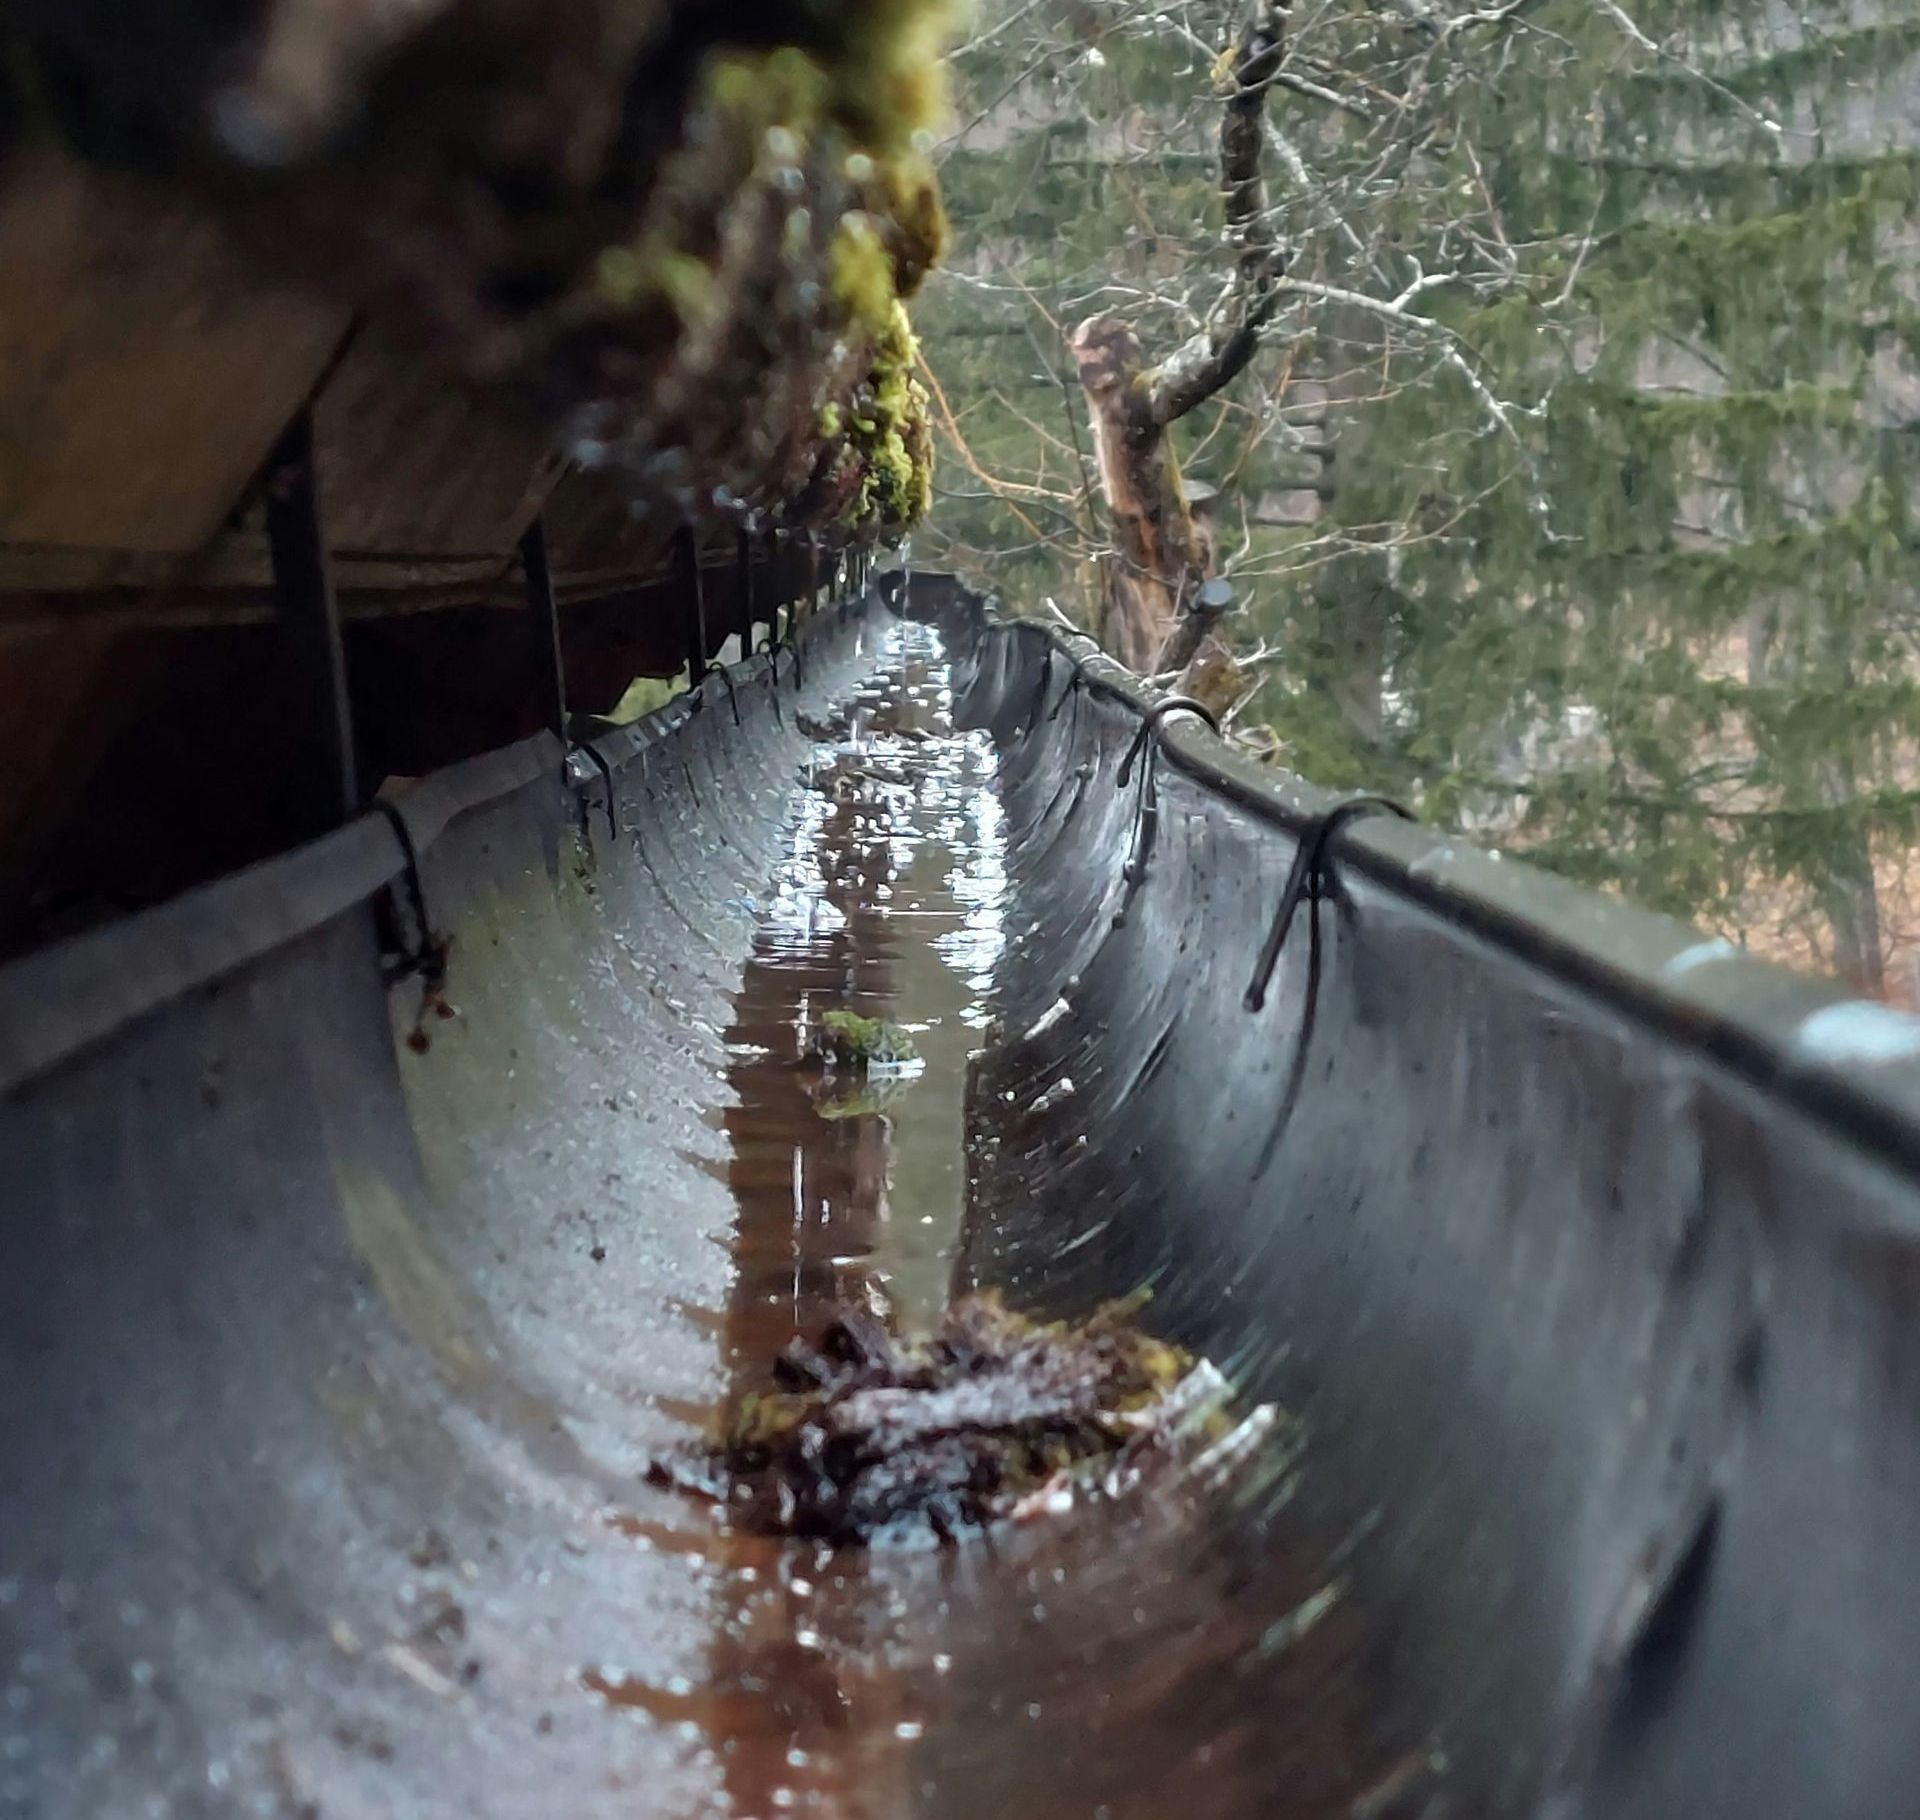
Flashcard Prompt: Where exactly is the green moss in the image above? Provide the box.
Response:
[767,0,955,305]
[606,673,686,722]
[843,299,933,528]
[815,1007,918,1066]
[898,376,934,520]
[573,14,950,358]
[694,16,948,538]
[829,211,897,337]
[698,4,952,173]
[561,2,951,533]
[593,243,719,323]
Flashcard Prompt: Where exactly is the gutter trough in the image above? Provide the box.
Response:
[2,578,1917,1819]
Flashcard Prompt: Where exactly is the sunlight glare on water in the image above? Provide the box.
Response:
[725,617,1007,1337]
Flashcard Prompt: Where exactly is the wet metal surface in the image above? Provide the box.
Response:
[632,621,1417,1820]
[937,586,1920,1820]
[0,600,1393,1820]
[10,586,1920,1817]
[0,611,891,1820]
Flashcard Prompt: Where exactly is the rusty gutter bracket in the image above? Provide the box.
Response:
[677,524,708,678]
[738,528,758,652]
[518,517,568,744]
[264,406,359,834]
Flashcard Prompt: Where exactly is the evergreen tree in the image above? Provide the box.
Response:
[918,0,1920,995]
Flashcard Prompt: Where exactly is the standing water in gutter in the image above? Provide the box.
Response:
[724,618,1004,1347]
[582,620,1429,1819]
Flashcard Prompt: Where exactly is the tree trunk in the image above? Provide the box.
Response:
[1068,0,1289,692]
[1302,310,1394,746]
[1324,577,1390,742]
[1817,753,1886,997]
[1069,317,1203,674]
[1755,616,1885,996]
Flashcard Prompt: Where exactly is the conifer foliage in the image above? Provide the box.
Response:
[919,0,1920,994]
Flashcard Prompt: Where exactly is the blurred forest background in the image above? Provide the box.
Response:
[913,0,1920,1000]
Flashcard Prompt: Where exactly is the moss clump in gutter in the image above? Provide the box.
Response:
[648,1293,1274,1546]
[813,1007,918,1067]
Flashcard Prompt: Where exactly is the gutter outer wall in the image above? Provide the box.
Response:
[942,586,1920,1820]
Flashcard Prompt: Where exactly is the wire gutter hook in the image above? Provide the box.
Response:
[1244,796,1415,1011]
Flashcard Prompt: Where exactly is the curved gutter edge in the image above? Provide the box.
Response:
[957,594,1920,1188]
[0,733,556,1101]
[0,603,870,1100]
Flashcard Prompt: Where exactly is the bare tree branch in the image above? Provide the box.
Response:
[1145,0,1292,425]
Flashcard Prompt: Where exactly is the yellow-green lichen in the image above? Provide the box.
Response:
[844,299,933,528]
[829,211,898,338]
[877,154,948,299]
[593,243,719,323]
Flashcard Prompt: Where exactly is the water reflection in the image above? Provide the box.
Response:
[634,621,1444,1820]
[698,621,1000,1816]
[726,620,1005,1338]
